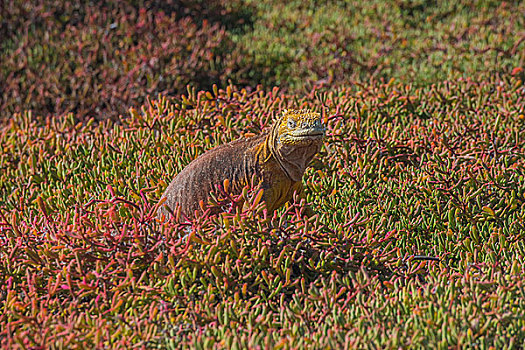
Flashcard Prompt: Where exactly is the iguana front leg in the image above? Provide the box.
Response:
[289,181,315,218]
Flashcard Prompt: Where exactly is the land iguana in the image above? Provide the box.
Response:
[158,109,325,220]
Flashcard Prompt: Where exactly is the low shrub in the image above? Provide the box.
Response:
[1,79,524,347]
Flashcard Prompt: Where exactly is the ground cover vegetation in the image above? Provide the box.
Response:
[1,0,525,348]
[1,0,524,120]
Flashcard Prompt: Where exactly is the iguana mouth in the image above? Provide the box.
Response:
[292,134,324,140]
[289,126,326,139]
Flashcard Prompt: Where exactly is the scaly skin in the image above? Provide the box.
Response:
[159,109,325,220]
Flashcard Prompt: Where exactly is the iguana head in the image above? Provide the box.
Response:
[268,108,325,181]
[277,109,326,145]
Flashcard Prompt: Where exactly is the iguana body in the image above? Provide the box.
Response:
[159,109,325,219]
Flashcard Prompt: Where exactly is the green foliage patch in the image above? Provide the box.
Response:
[1,78,525,348]
[2,0,524,120]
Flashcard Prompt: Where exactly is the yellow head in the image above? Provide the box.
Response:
[276,109,325,145]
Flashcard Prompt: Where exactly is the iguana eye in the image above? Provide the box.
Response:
[287,119,296,128]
